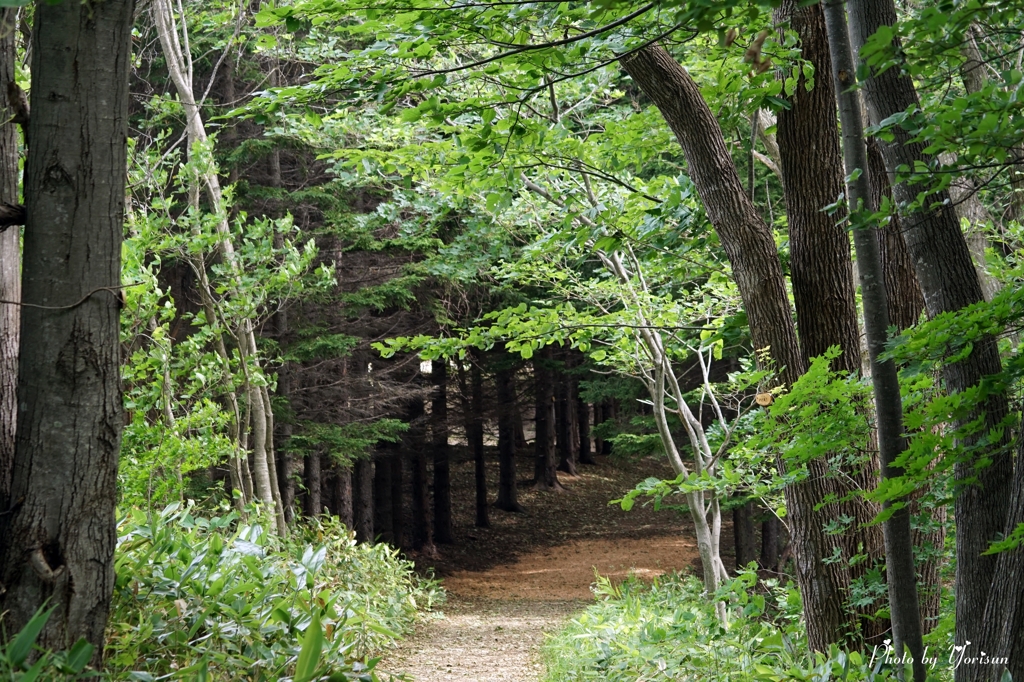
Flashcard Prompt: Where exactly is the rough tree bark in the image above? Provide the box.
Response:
[733,502,757,569]
[621,44,854,653]
[335,465,353,530]
[760,512,781,571]
[775,0,887,645]
[870,140,925,332]
[0,0,133,661]
[775,0,861,372]
[353,457,374,543]
[847,3,1014,676]
[0,8,19,512]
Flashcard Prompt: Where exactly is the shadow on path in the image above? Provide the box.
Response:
[381,455,704,681]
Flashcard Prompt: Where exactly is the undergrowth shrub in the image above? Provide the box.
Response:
[543,572,917,682]
[102,503,442,681]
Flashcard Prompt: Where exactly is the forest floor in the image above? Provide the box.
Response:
[379,449,709,681]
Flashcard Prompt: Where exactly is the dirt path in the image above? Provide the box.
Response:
[380,457,706,682]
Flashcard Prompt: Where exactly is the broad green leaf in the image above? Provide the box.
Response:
[8,605,55,668]
[295,609,324,682]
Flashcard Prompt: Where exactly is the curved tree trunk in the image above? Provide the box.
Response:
[621,44,854,653]
[153,0,285,535]
[0,0,133,661]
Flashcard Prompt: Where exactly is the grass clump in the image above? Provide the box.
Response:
[103,502,442,680]
[543,571,905,682]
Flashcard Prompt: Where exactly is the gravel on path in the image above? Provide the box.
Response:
[379,596,583,682]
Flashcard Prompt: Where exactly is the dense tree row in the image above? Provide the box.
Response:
[0,0,1022,679]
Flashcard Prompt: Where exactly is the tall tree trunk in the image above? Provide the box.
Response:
[389,455,405,547]
[621,45,855,653]
[555,361,577,476]
[0,0,133,661]
[600,401,613,455]
[494,358,524,512]
[471,359,489,527]
[0,8,20,512]
[373,454,394,544]
[775,0,886,646]
[733,501,757,570]
[456,355,489,528]
[869,138,945,635]
[577,391,595,465]
[955,26,1009,303]
[760,512,781,572]
[847,3,1014,675]
[304,452,322,517]
[335,465,353,530]
[822,4,925,677]
[533,352,562,490]
[513,394,528,451]
[270,149,297,525]
[432,359,453,543]
[407,398,434,551]
[321,464,337,516]
[775,0,860,372]
[870,140,925,331]
[353,458,373,543]
[275,378,296,524]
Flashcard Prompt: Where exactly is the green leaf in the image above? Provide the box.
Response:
[8,605,55,668]
[367,622,400,638]
[65,638,95,673]
[20,658,47,682]
[294,609,324,682]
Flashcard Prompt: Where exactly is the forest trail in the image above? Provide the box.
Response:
[380,457,705,681]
